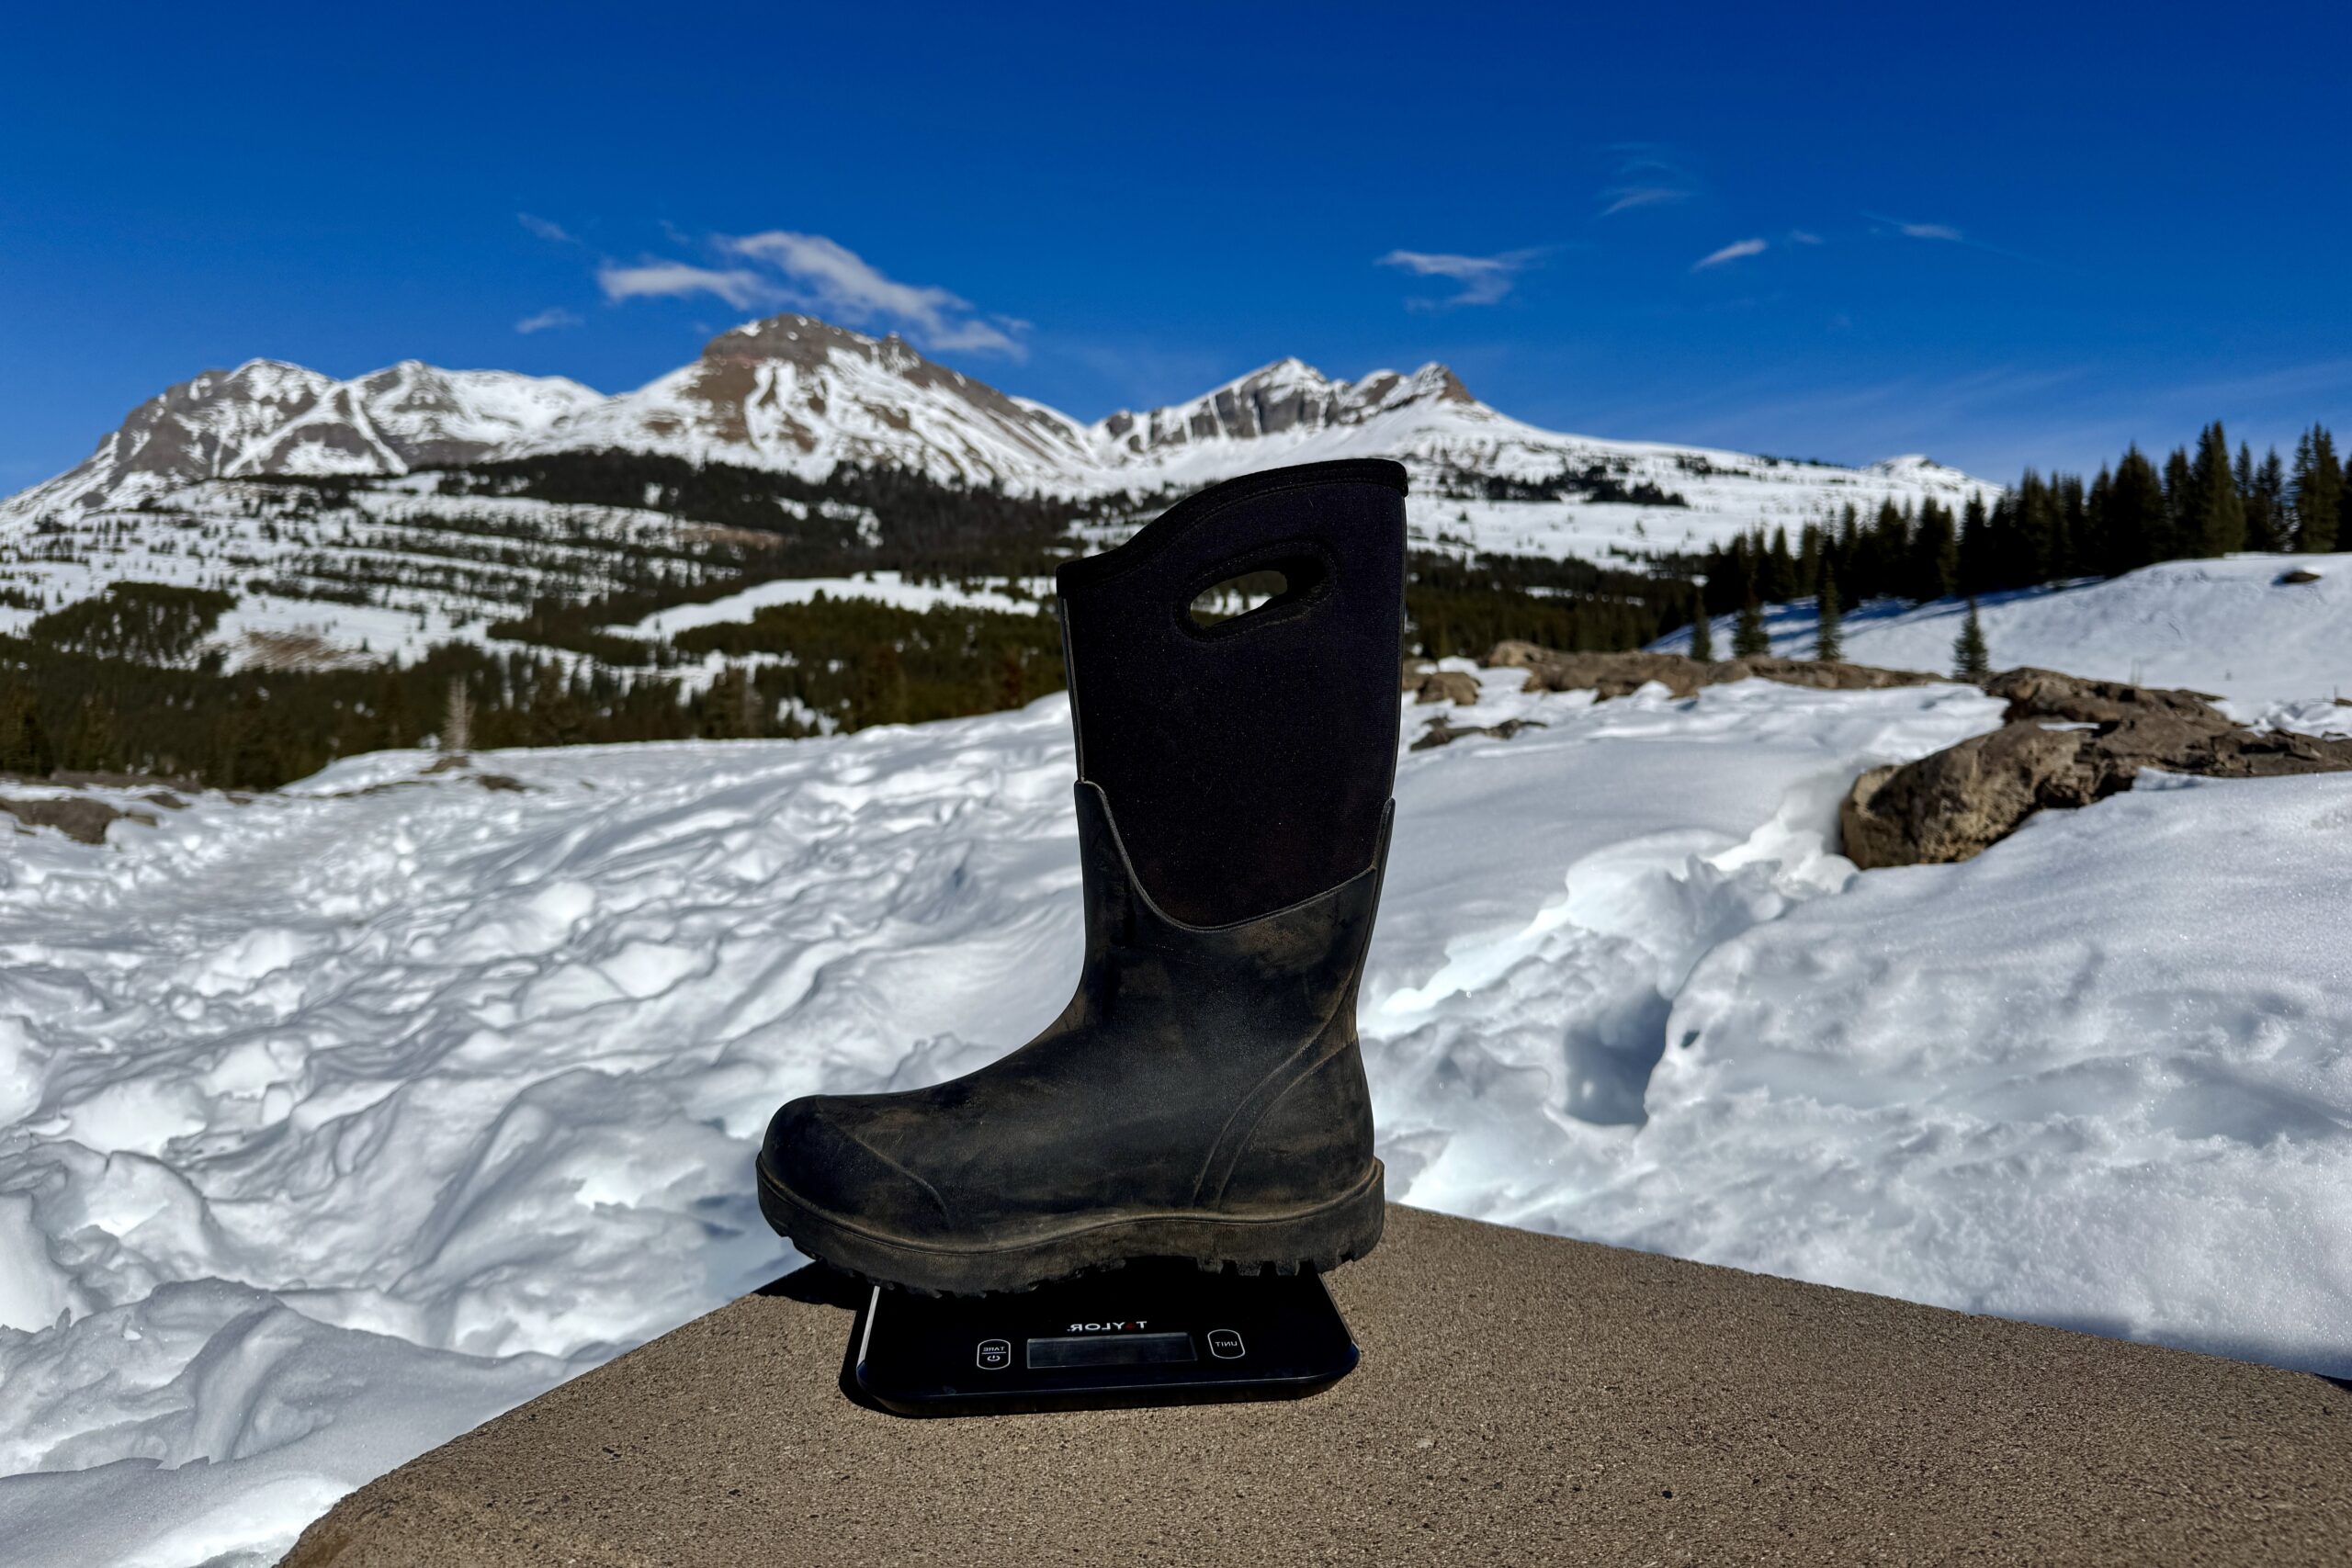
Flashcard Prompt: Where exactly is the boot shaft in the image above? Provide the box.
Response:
[1055,459,1408,927]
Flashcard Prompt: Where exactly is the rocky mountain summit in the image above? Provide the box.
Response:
[5,360,600,519]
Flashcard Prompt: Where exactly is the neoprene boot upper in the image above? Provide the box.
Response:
[757,458,1408,1294]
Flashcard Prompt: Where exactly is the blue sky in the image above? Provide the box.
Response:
[4,2,2346,490]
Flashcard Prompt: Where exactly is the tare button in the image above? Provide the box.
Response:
[1206,1328,1245,1359]
[977,1338,1012,1371]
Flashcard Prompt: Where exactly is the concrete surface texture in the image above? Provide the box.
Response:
[283,1204,2351,1565]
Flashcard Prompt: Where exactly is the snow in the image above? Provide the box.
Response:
[606,570,1056,639]
[6,645,2352,1560]
[1656,551,2352,718]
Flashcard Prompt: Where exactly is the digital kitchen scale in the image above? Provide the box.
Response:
[850,1259,1359,1416]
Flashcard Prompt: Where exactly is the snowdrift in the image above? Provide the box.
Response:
[3,663,2350,1562]
[1660,549,2352,719]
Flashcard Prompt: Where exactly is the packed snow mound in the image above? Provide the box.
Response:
[6,667,2352,1560]
[1658,550,2352,719]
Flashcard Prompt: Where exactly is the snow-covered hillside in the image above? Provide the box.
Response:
[0,316,1999,679]
[6,645,2352,1562]
[1658,550,2352,720]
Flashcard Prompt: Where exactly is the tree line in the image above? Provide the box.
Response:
[1695,421,2343,616]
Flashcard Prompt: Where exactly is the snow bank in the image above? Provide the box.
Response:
[1657,550,2352,717]
[3,666,2349,1561]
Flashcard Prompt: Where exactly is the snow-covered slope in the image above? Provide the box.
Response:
[6,655,2352,1560]
[1657,550,2352,719]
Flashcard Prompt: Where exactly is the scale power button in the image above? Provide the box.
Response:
[977,1338,1012,1371]
[1206,1328,1245,1359]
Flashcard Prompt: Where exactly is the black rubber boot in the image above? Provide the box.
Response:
[757,458,1408,1294]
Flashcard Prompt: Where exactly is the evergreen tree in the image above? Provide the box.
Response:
[2292,425,2343,552]
[1732,599,1770,659]
[62,691,118,773]
[2082,465,2114,576]
[524,661,587,747]
[2105,446,2168,573]
[1907,499,1959,602]
[2159,446,2195,560]
[1957,493,1993,594]
[1953,598,1991,680]
[2242,445,2287,552]
[2015,471,2056,586]
[2187,422,2246,556]
[215,687,277,790]
[373,671,416,751]
[1687,604,1714,661]
[1759,526,1798,602]
[697,664,765,739]
[1814,576,1844,662]
[0,678,55,776]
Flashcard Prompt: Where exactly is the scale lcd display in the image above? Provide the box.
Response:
[1025,1331,1197,1370]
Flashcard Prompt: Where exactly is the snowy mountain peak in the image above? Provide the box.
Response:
[3,310,2000,520]
[529,312,1092,486]
[3,355,602,520]
[1091,355,1483,460]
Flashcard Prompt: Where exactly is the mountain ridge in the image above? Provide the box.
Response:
[3,313,1995,520]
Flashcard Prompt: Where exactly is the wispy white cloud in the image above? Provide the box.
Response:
[1692,237,1768,271]
[1788,230,1825,246]
[518,213,577,245]
[1598,143,1702,217]
[1862,211,2041,265]
[594,229,1026,357]
[514,307,582,334]
[715,231,1023,356]
[596,261,776,310]
[1376,248,1542,309]
[1600,186,1688,217]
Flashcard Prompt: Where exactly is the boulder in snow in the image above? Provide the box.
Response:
[1842,666,2352,868]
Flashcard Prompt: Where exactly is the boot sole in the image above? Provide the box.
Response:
[756,1156,1385,1297]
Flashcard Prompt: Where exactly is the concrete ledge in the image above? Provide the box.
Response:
[284,1205,2351,1565]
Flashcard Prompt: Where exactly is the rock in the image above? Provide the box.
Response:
[2279,568,2324,585]
[1842,668,2352,868]
[1402,660,1481,705]
[1411,716,1547,751]
[1487,644,1947,702]
[1983,666,2220,726]
[0,795,157,845]
[1415,671,1481,706]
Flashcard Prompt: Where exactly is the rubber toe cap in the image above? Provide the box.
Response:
[762,1095,953,1237]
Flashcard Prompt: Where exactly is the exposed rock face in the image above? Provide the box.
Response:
[1096,360,1473,455]
[1486,642,1946,701]
[1841,667,2352,868]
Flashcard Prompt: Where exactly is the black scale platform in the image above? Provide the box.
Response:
[851,1259,1360,1416]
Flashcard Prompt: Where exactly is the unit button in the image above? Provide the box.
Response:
[977,1338,1012,1371]
[1206,1328,1245,1359]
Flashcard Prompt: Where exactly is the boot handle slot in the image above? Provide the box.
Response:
[1175,541,1336,642]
